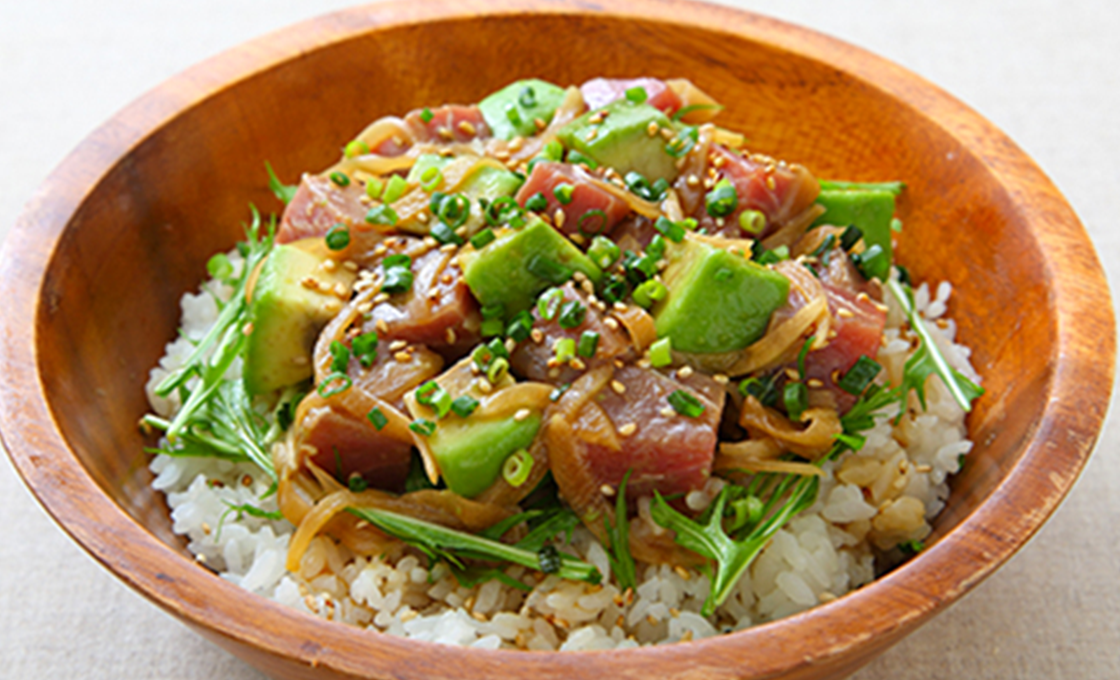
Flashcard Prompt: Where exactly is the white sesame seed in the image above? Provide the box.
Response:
[618,423,637,436]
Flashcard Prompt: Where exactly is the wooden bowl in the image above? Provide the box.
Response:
[1,1,1112,678]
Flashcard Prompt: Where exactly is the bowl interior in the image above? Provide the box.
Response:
[8,2,1108,679]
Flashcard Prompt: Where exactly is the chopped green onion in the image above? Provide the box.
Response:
[348,473,369,493]
[329,340,351,374]
[381,255,413,294]
[664,126,699,158]
[577,330,600,358]
[537,287,564,320]
[654,216,686,243]
[366,204,399,227]
[544,140,564,160]
[469,227,496,249]
[420,107,434,123]
[487,357,509,383]
[325,223,351,250]
[207,252,233,280]
[409,419,437,436]
[851,244,890,281]
[344,140,370,158]
[649,337,672,368]
[632,279,668,308]
[502,448,534,487]
[471,344,495,372]
[646,234,667,260]
[436,193,471,228]
[599,274,629,304]
[840,225,864,251]
[554,337,576,364]
[705,179,738,218]
[784,382,808,421]
[526,254,573,285]
[506,310,533,342]
[524,192,548,212]
[329,171,350,187]
[838,356,883,395]
[624,171,667,202]
[588,235,621,269]
[419,166,444,192]
[753,243,789,265]
[429,220,463,246]
[367,407,388,431]
[671,103,723,122]
[739,375,779,407]
[366,177,384,201]
[317,372,352,398]
[557,300,586,329]
[624,86,648,104]
[553,183,575,205]
[899,539,924,555]
[382,175,408,204]
[518,86,537,108]
[487,337,510,360]
[566,149,598,169]
[738,209,766,235]
[668,389,705,418]
[577,209,608,237]
[451,395,479,418]
[416,381,453,419]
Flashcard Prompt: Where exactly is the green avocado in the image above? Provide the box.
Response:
[429,412,541,498]
[243,240,356,395]
[410,154,524,234]
[811,183,900,260]
[558,99,679,182]
[458,216,602,313]
[479,79,567,140]
[653,237,789,354]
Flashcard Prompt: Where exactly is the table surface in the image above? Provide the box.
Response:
[2,1,1118,678]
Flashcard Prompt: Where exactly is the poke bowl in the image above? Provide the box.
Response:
[0,1,1112,680]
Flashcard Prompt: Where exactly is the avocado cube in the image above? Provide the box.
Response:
[459,216,602,313]
[479,79,567,140]
[653,238,789,354]
[243,241,356,395]
[812,188,897,260]
[405,153,452,184]
[558,99,679,182]
[428,412,541,498]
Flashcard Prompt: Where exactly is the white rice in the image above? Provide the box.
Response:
[147,266,976,649]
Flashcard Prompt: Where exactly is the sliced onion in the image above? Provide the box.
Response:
[738,395,841,459]
[611,304,658,353]
[665,79,722,124]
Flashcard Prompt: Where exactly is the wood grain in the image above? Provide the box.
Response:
[0,0,1112,678]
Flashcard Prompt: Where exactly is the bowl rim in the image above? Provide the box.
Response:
[1,0,1113,677]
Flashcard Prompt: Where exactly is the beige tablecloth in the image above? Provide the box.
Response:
[2,1,1117,677]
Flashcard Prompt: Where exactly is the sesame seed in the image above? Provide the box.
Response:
[807,378,824,388]
[300,276,318,290]
[554,208,566,228]
[439,243,457,253]
[322,258,338,272]
[613,301,628,312]
[531,328,544,344]
[388,339,408,351]
[476,377,493,394]
[343,260,358,271]
[837,308,855,319]
[785,368,801,380]
[637,358,651,369]
[713,373,729,384]
[458,120,477,135]
[373,244,388,257]
[570,233,586,246]
[394,351,412,363]
[686,174,700,187]
[647,614,659,625]
[333,282,349,298]
[547,367,561,379]
[437,127,454,140]
[580,279,595,295]
[201,522,211,535]
[660,127,675,140]
[241,322,254,336]
[445,328,458,345]
[610,380,626,395]
[534,117,547,131]
[600,484,615,496]
[427,288,441,301]
[674,566,691,580]
[241,474,253,487]
[677,366,694,379]
[292,354,309,366]
[818,592,837,604]
[680,630,694,642]
[603,317,620,330]
[712,154,726,168]
[660,407,676,418]
[766,175,777,190]
[670,608,681,617]
[505,338,517,353]
[569,358,586,370]
[647,121,659,137]
[508,136,524,151]
[915,464,933,473]
[618,422,637,436]
[196,553,207,564]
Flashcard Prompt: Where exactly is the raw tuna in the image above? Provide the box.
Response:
[278,174,369,244]
[580,77,682,116]
[515,161,632,238]
[579,365,725,498]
